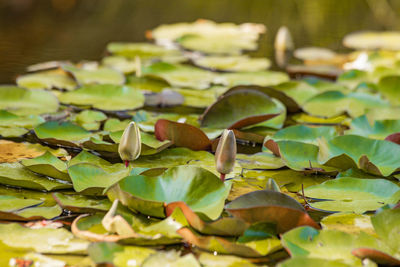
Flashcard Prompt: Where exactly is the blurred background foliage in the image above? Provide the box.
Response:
[1,0,400,83]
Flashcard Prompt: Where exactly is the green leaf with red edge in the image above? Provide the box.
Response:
[154,119,211,151]
[225,190,320,234]
[200,89,280,129]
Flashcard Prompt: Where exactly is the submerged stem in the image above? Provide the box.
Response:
[220,173,226,182]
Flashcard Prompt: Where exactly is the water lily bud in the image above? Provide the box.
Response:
[118,121,141,167]
[274,26,294,68]
[215,129,236,181]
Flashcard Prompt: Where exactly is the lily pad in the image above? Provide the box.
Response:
[377,75,400,105]
[63,65,125,85]
[281,226,382,266]
[154,119,211,150]
[0,223,88,254]
[303,91,389,118]
[318,135,400,176]
[0,110,44,128]
[0,162,72,191]
[58,84,145,111]
[225,190,320,233]
[142,62,215,90]
[34,121,95,147]
[107,165,231,220]
[107,42,183,61]
[346,115,400,139]
[201,89,280,129]
[0,86,59,116]
[193,55,270,72]
[320,213,375,236]
[53,192,112,213]
[214,71,289,87]
[21,152,69,181]
[236,152,285,170]
[303,177,400,213]
[16,70,77,90]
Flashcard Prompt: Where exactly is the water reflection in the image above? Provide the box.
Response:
[0,0,399,83]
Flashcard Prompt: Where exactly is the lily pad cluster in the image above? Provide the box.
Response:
[0,20,399,266]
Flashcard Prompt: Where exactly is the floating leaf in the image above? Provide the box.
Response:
[21,152,69,181]
[319,135,400,176]
[34,121,95,147]
[53,193,112,213]
[236,152,285,170]
[142,251,200,267]
[0,86,59,115]
[107,165,231,220]
[281,226,382,266]
[214,71,289,87]
[201,89,280,129]
[63,65,125,85]
[193,55,270,72]
[107,42,183,61]
[377,75,400,106]
[346,115,400,139]
[0,223,88,254]
[303,91,389,118]
[142,62,215,90]
[225,190,319,233]
[320,213,375,236]
[58,84,145,111]
[155,119,211,151]
[16,70,77,90]
[0,162,71,191]
[304,177,400,213]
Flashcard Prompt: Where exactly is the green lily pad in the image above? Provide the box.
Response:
[320,213,375,236]
[142,251,200,267]
[16,70,77,90]
[63,65,125,85]
[88,242,155,266]
[58,84,145,111]
[225,190,320,233]
[0,223,88,254]
[198,252,258,267]
[193,55,270,72]
[53,192,112,213]
[107,42,184,61]
[303,91,389,118]
[346,115,400,139]
[142,62,215,90]
[34,121,95,147]
[171,86,227,108]
[304,177,400,213]
[21,152,69,181]
[150,20,265,55]
[318,135,400,176]
[0,126,28,137]
[102,56,137,74]
[107,165,231,220]
[200,89,280,129]
[281,226,382,266]
[214,71,289,87]
[0,86,59,116]
[371,208,400,253]
[0,110,44,128]
[278,257,358,267]
[264,125,337,156]
[73,110,107,131]
[68,159,129,194]
[377,75,400,105]
[236,152,285,170]
[0,162,72,191]
[275,141,339,174]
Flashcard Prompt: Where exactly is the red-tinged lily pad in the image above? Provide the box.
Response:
[225,190,320,233]
[385,132,400,145]
[165,201,247,236]
[200,89,280,129]
[352,248,400,266]
[154,119,211,151]
[107,165,231,220]
[177,227,282,257]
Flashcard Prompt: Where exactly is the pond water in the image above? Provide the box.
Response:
[1,0,400,83]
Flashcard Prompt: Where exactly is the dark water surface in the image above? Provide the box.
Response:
[1,0,400,83]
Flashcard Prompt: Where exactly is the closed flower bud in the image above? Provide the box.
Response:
[274,26,294,68]
[118,122,141,167]
[215,129,236,181]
